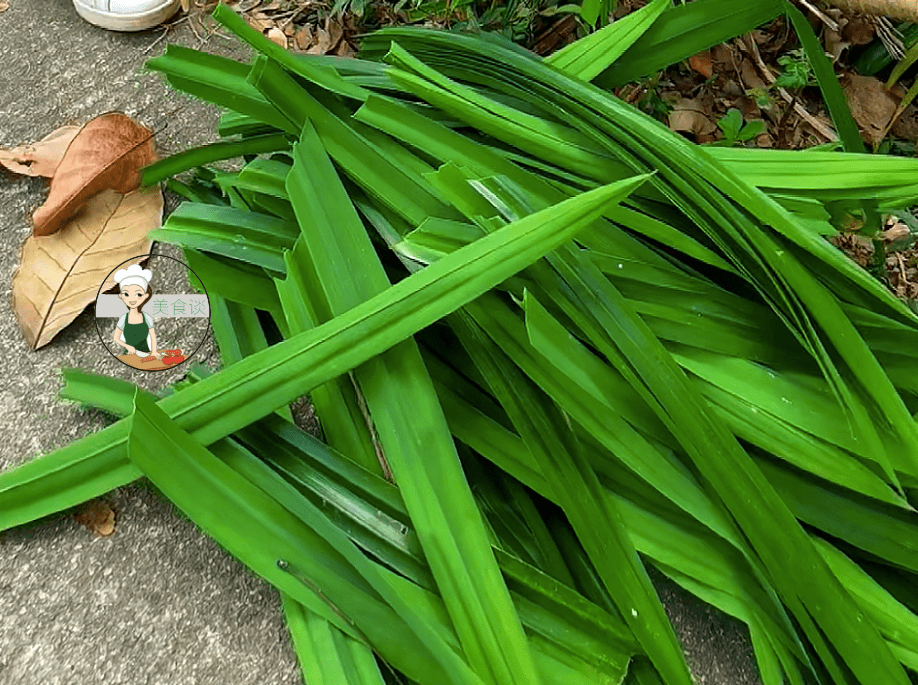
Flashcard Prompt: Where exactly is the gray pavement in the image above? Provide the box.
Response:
[0,1,761,683]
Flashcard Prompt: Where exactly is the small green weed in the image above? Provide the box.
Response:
[710,108,765,146]
[773,48,815,90]
[635,74,673,122]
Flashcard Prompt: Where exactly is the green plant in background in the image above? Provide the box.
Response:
[855,21,918,76]
[331,0,370,19]
[772,48,814,90]
[746,85,775,110]
[887,211,918,252]
[3,1,918,685]
[580,0,614,29]
[388,0,584,45]
[634,74,673,121]
[711,108,765,146]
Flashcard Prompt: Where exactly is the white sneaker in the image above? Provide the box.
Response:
[73,0,181,31]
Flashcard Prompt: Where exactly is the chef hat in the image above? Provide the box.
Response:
[114,264,153,291]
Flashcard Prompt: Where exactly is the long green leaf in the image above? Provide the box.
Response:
[52,367,639,684]
[145,44,295,134]
[589,0,784,87]
[451,301,694,685]
[0,175,644,532]
[127,388,471,685]
[141,133,292,186]
[783,1,862,153]
[547,0,670,82]
[285,118,540,685]
[281,594,388,685]
[212,3,369,102]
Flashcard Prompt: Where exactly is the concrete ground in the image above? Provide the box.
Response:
[0,1,761,683]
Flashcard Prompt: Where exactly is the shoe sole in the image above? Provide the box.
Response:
[73,0,180,31]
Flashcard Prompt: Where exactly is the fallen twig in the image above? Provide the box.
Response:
[142,14,190,54]
[797,0,840,32]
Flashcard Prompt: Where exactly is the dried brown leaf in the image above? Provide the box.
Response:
[13,187,162,350]
[0,125,81,178]
[891,101,918,139]
[74,500,116,537]
[741,96,761,120]
[711,43,734,69]
[824,28,850,63]
[245,14,273,31]
[307,26,333,54]
[668,98,717,136]
[689,50,713,79]
[885,224,911,242]
[843,74,898,145]
[266,26,287,47]
[0,2,9,12]
[31,113,157,237]
[294,24,312,50]
[843,17,875,45]
[326,15,344,50]
[740,58,767,91]
[333,39,356,58]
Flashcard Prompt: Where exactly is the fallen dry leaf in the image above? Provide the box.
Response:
[307,26,333,54]
[885,223,911,242]
[688,50,713,79]
[843,16,875,46]
[668,98,717,137]
[326,15,344,50]
[739,57,767,92]
[0,1,9,11]
[710,43,734,70]
[294,25,312,51]
[0,125,81,178]
[245,14,273,31]
[266,26,287,47]
[13,186,162,350]
[843,73,898,145]
[32,112,157,237]
[892,101,918,139]
[334,39,356,58]
[824,27,850,63]
[74,499,116,537]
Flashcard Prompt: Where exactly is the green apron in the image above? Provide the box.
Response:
[122,315,151,354]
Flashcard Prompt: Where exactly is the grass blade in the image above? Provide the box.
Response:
[451,301,694,685]
[141,133,292,186]
[0,174,643,533]
[593,0,783,87]
[285,118,541,685]
[547,0,670,82]
[281,594,388,685]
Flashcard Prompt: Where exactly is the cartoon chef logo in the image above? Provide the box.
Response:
[95,254,210,371]
[114,264,158,359]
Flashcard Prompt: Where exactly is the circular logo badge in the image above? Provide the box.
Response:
[94,253,210,371]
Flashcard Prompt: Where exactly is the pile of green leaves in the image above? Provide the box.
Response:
[4,1,918,684]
